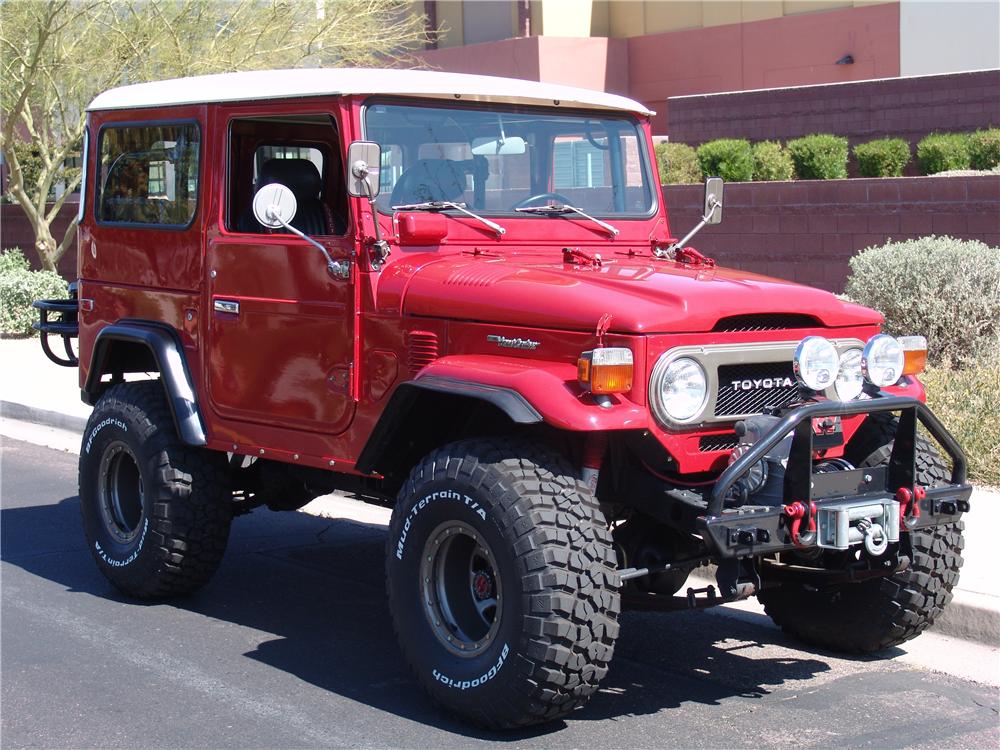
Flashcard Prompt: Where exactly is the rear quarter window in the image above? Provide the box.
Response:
[97,123,200,227]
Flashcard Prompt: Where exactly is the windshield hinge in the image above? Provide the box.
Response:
[562,247,603,268]
[654,242,716,268]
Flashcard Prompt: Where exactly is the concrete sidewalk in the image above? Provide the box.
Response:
[2,336,997,647]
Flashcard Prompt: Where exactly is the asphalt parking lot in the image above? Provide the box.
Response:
[2,437,998,749]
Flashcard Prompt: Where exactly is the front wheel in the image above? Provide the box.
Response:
[386,438,620,729]
[79,381,233,599]
[759,414,965,652]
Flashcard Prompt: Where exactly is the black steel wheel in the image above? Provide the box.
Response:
[760,413,965,652]
[79,381,232,599]
[386,438,620,729]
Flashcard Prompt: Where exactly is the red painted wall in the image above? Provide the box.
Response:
[630,3,901,131]
[1,202,78,278]
[663,175,1000,292]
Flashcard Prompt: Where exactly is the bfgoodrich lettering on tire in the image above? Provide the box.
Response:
[386,438,620,729]
[79,381,232,599]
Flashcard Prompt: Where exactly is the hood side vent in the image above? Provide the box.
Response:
[713,313,820,332]
[407,331,439,376]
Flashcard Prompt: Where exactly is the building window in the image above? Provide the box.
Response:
[97,123,200,226]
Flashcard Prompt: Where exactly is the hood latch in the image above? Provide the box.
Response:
[562,247,603,268]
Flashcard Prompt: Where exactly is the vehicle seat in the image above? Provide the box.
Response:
[389,159,467,207]
[240,158,341,235]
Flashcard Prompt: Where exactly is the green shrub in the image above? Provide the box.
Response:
[751,140,794,181]
[853,138,911,177]
[786,134,849,179]
[922,355,1000,486]
[654,141,701,184]
[968,128,1000,170]
[696,138,754,182]
[0,248,67,337]
[844,236,1000,366]
[916,132,971,174]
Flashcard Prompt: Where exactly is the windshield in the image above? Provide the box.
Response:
[364,101,655,218]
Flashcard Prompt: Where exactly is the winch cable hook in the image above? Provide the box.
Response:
[783,500,817,548]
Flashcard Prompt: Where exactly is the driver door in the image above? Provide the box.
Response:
[206,114,356,435]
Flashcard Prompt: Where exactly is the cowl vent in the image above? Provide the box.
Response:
[407,331,439,376]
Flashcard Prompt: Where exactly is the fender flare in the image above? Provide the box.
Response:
[84,323,207,446]
[355,355,647,475]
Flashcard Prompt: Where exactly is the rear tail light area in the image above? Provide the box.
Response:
[578,347,633,394]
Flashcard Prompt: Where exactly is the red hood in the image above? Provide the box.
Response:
[383,251,881,334]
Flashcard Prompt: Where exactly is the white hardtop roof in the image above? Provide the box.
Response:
[87,67,654,116]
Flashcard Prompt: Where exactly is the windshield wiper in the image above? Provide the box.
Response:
[515,203,619,238]
[392,201,506,238]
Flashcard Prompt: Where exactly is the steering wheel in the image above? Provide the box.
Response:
[512,192,573,210]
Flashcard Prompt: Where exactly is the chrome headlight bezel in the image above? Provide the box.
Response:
[649,354,709,427]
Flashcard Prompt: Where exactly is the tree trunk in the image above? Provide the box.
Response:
[33,221,59,272]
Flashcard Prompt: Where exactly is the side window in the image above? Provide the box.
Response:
[97,123,199,226]
[254,145,324,181]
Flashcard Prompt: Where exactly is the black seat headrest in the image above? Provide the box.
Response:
[258,158,322,201]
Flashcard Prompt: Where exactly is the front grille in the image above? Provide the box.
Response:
[715,361,799,418]
[699,434,739,452]
[712,314,819,332]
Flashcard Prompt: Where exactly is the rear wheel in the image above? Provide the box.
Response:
[386,438,620,729]
[79,381,232,598]
[759,413,965,652]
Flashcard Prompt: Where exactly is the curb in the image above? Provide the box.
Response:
[1,400,88,433]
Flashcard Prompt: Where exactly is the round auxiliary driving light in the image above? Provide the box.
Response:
[862,334,904,387]
[792,336,840,392]
[835,347,864,401]
[650,356,708,424]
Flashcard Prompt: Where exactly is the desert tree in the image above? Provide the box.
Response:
[1,0,434,270]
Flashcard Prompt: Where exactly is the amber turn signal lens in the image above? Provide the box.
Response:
[578,347,634,394]
[899,335,928,376]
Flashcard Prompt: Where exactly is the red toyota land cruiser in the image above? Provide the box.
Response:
[36,68,970,729]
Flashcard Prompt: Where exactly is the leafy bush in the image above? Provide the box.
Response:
[922,355,1000,486]
[654,141,702,184]
[786,134,849,179]
[696,138,754,182]
[916,133,971,174]
[0,248,67,337]
[751,140,794,181]
[845,236,1000,366]
[968,128,1000,170]
[853,138,911,177]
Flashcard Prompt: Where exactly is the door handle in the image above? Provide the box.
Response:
[213,299,240,315]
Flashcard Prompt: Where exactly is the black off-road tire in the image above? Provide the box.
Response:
[79,380,232,599]
[386,438,620,729]
[759,413,965,653]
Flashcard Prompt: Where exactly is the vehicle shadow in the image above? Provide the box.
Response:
[1,495,899,741]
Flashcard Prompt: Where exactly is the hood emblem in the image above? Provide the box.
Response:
[487,334,540,351]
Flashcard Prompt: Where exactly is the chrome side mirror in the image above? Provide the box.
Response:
[703,176,724,225]
[252,183,298,228]
[347,141,382,198]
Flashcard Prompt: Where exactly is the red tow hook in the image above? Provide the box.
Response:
[783,501,817,548]
[896,486,926,526]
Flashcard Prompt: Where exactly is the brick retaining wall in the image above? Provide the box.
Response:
[666,69,1000,176]
[663,175,1000,293]
[1,202,78,278]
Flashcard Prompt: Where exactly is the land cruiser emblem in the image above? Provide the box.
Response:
[487,334,540,351]
[731,377,795,391]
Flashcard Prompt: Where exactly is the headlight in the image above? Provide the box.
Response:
[650,356,708,424]
[835,348,864,401]
[862,334,904,387]
[792,336,839,391]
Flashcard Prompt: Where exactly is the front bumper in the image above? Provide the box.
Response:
[699,395,972,559]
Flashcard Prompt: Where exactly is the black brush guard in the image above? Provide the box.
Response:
[33,285,79,367]
[699,395,972,558]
